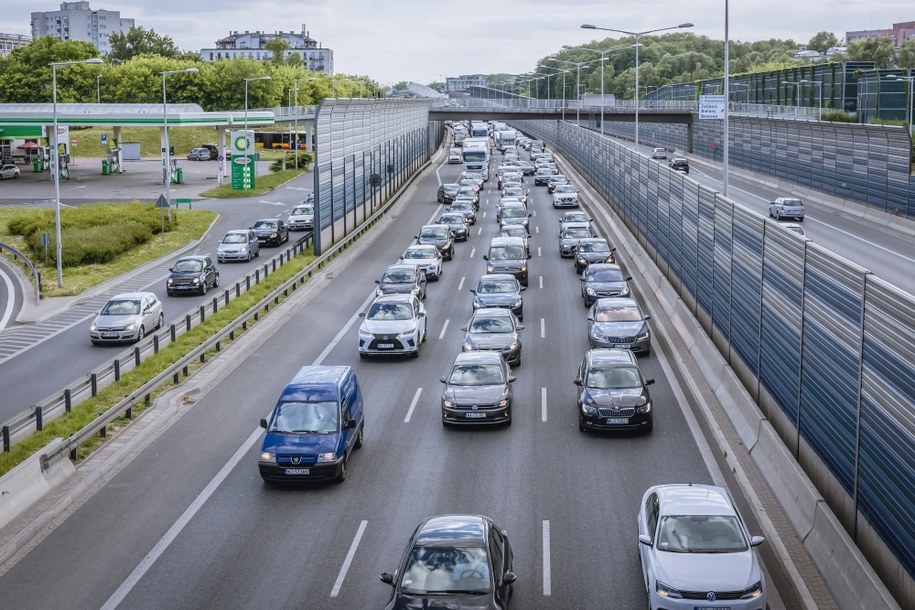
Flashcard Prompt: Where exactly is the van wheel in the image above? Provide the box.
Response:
[355,424,364,449]
[336,459,347,483]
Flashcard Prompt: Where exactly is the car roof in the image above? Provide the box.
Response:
[490,236,526,247]
[224,229,250,235]
[109,291,154,300]
[593,297,639,309]
[478,273,518,282]
[421,223,450,231]
[587,348,637,366]
[578,238,607,245]
[405,244,438,253]
[471,307,514,319]
[651,484,737,517]
[384,263,418,273]
[453,351,505,366]
[415,514,487,547]
[174,254,210,262]
[371,293,415,304]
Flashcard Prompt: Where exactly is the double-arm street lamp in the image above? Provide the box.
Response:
[547,57,592,124]
[884,74,915,133]
[800,79,823,121]
[564,44,633,135]
[581,22,693,148]
[50,57,103,288]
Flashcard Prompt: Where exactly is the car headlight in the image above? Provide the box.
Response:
[656,580,682,599]
[486,264,495,273]
[124,322,137,331]
[496,399,509,408]
[166,278,174,286]
[442,399,455,408]
[239,247,248,254]
[620,286,630,296]
[270,232,277,238]
[462,341,474,351]
[359,329,373,339]
[398,326,417,338]
[519,264,527,272]
[316,452,337,463]
[375,288,385,297]
[636,331,650,341]
[259,452,276,463]
[636,400,652,414]
[740,581,764,600]
[507,342,518,351]
[192,277,201,285]
[576,256,586,264]
[586,287,596,296]
[580,402,599,416]
[90,323,98,331]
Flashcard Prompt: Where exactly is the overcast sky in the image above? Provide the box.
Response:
[1,1,910,83]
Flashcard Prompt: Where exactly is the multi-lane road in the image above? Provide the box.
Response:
[0,144,810,608]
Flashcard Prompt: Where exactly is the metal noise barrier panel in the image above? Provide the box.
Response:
[312,99,436,254]
[516,119,914,603]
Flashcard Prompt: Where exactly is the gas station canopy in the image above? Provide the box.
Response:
[0,103,275,129]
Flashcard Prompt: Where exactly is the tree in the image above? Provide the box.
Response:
[847,38,897,69]
[898,40,915,69]
[108,26,182,62]
[265,38,290,64]
[0,36,100,103]
[807,32,839,53]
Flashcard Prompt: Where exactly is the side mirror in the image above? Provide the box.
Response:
[374,280,381,285]
[644,315,652,321]
[639,534,652,546]
[625,276,633,281]
[501,572,517,585]
[358,313,366,318]
[483,255,489,261]
[580,277,586,282]
[469,289,476,294]
[574,379,583,386]
[346,419,357,429]
[516,325,525,330]
[460,326,468,332]
[508,376,517,383]
[586,315,594,321]
[380,572,395,586]
[168,267,175,272]
[439,377,447,384]
[527,254,532,259]
[645,378,655,386]
[260,418,268,429]
[750,535,766,547]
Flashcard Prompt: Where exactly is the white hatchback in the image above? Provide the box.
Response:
[90,292,164,345]
[638,484,767,610]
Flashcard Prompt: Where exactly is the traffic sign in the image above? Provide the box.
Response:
[155,194,170,208]
[699,95,726,120]
[101,134,107,143]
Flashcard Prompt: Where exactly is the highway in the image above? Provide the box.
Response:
[0,146,803,608]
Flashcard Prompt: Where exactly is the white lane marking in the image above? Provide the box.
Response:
[540,318,545,339]
[535,226,540,235]
[542,520,552,596]
[539,276,543,290]
[537,246,542,257]
[477,227,482,235]
[286,186,310,191]
[315,291,377,365]
[541,387,548,423]
[482,211,487,219]
[469,247,476,259]
[404,387,423,423]
[0,268,15,329]
[100,427,264,610]
[330,520,368,597]
[439,319,450,340]
[426,204,444,225]
[458,276,465,291]
[805,217,915,265]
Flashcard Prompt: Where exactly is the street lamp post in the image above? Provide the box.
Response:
[566,45,632,136]
[96,74,101,104]
[50,57,103,288]
[243,75,272,178]
[582,22,694,148]
[781,81,800,117]
[549,56,590,124]
[799,79,823,121]
[884,75,915,133]
[161,67,199,220]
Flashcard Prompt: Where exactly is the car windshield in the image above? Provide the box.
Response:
[587,269,624,282]
[594,306,640,322]
[439,216,463,225]
[477,279,517,294]
[268,401,338,434]
[579,241,609,253]
[504,188,524,197]
[585,366,642,389]
[173,259,203,273]
[367,302,414,321]
[656,515,749,553]
[500,227,525,238]
[555,185,576,193]
[448,363,506,385]
[781,199,803,206]
[399,546,491,594]
[469,316,513,334]
[381,269,414,284]
[489,246,525,261]
[501,207,527,219]
[421,229,447,240]
[451,202,472,211]
[291,205,312,215]
[101,299,140,316]
[222,233,247,243]
[563,228,592,239]
[253,221,277,230]
[404,248,434,260]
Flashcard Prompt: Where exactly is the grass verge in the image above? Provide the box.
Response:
[0,246,315,476]
[199,168,308,198]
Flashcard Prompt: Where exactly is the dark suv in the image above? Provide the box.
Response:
[166,255,219,296]
[574,348,654,433]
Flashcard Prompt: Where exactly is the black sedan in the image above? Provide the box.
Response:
[575,238,616,273]
[575,348,654,433]
[381,514,516,609]
[440,351,515,426]
[437,182,461,204]
[580,263,632,307]
[438,212,470,241]
[251,218,289,246]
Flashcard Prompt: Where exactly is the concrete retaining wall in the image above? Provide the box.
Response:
[0,438,74,531]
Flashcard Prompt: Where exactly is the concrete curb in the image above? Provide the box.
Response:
[555,150,899,609]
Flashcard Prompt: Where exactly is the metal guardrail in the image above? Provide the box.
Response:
[0,241,41,300]
[29,154,431,469]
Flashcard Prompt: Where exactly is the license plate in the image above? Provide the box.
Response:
[611,344,630,349]
[284,468,310,475]
[465,412,487,419]
[695,607,730,610]
[101,333,118,339]
[377,343,394,349]
[606,417,629,425]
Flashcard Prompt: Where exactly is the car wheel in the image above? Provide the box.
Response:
[578,417,588,432]
[157,313,164,330]
[213,272,220,288]
[355,424,364,449]
[255,249,260,258]
[136,325,145,342]
[200,281,207,296]
[336,459,347,483]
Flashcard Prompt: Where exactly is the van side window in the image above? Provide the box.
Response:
[340,396,350,422]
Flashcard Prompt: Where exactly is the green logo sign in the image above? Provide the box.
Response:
[231,155,256,190]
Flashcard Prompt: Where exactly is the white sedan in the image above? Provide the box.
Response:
[401,244,443,281]
[637,483,767,610]
[0,164,21,179]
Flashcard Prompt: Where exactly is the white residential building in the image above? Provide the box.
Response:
[0,33,31,57]
[199,25,333,74]
[30,2,134,55]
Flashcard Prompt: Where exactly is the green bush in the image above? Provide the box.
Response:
[8,202,175,267]
[820,111,856,123]
[269,151,312,172]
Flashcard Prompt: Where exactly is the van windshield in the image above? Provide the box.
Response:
[269,401,338,433]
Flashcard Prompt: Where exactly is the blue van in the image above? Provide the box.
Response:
[258,366,365,483]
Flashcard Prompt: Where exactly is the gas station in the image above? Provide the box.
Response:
[0,103,277,188]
